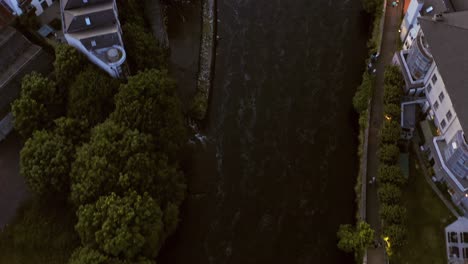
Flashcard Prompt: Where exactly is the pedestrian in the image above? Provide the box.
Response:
[372,176,376,183]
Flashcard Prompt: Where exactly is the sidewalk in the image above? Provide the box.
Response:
[366,1,403,264]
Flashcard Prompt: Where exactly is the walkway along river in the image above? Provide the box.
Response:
[159,0,371,263]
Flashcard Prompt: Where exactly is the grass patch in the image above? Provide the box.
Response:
[0,198,79,263]
[392,150,455,263]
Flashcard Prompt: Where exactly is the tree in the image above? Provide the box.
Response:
[337,221,374,260]
[384,65,404,88]
[69,247,108,264]
[384,85,402,105]
[54,44,86,86]
[380,120,400,144]
[377,184,402,205]
[11,73,60,138]
[362,0,382,14]
[20,130,75,196]
[75,191,164,260]
[353,72,374,113]
[122,23,167,72]
[384,103,401,121]
[111,70,186,156]
[67,66,120,127]
[53,117,90,145]
[68,247,156,264]
[378,164,407,186]
[380,204,407,225]
[378,144,400,165]
[70,120,185,207]
[383,224,407,249]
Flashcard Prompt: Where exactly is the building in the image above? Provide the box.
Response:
[395,2,468,206]
[0,0,55,16]
[0,26,53,140]
[446,217,468,263]
[60,0,126,78]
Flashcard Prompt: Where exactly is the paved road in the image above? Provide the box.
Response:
[0,133,28,228]
[366,1,402,263]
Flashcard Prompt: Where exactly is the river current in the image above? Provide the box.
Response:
[159,0,370,263]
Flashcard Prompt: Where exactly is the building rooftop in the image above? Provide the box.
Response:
[62,0,111,10]
[0,26,53,117]
[450,0,468,11]
[419,12,468,133]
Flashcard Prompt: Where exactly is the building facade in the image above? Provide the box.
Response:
[396,3,468,205]
[446,217,468,263]
[60,0,126,78]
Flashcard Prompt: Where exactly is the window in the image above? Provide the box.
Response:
[432,73,438,84]
[439,91,445,102]
[85,17,91,26]
[441,119,447,129]
[462,232,468,243]
[426,83,432,93]
[446,110,453,121]
[464,248,468,258]
[449,232,459,243]
[91,40,96,47]
[434,101,439,111]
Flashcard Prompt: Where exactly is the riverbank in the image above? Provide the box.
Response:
[189,0,216,120]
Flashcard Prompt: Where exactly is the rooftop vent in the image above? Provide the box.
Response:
[107,48,120,62]
[433,13,443,21]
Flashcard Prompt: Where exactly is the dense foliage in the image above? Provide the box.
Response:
[337,221,374,260]
[111,70,186,157]
[20,130,74,196]
[378,164,407,186]
[11,72,61,139]
[54,44,86,86]
[67,66,119,127]
[378,144,400,165]
[75,191,163,260]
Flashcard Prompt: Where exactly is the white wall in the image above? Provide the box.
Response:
[400,0,423,41]
[31,0,53,15]
[2,0,22,15]
[65,35,120,78]
[424,66,463,142]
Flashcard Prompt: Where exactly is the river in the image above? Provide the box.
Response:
[159,0,370,263]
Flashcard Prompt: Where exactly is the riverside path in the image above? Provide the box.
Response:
[366,1,403,263]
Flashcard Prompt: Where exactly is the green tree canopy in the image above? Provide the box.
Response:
[384,65,405,87]
[69,246,156,264]
[70,120,185,207]
[75,191,163,260]
[380,204,407,225]
[380,120,401,144]
[20,130,75,196]
[111,69,186,156]
[383,224,407,249]
[122,23,167,73]
[11,73,60,138]
[378,164,407,186]
[54,44,86,86]
[384,103,401,122]
[53,117,90,145]
[337,221,374,260]
[67,65,120,127]
[378,184,402,205]
[383,84,402,105]
[353,72,374,113]
[378,144,400,165]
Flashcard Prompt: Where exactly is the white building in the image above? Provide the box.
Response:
[396,7,468,205]
[445,217,468,263]
[0,0,55,16]
[60,0,126,78]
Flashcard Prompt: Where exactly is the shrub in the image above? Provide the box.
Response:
[378,164,407,186]
[378,184,402,205]
[378,144,400,165]
[380,120,401,144]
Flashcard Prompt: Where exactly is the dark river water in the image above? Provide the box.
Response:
[159,0,370,263]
